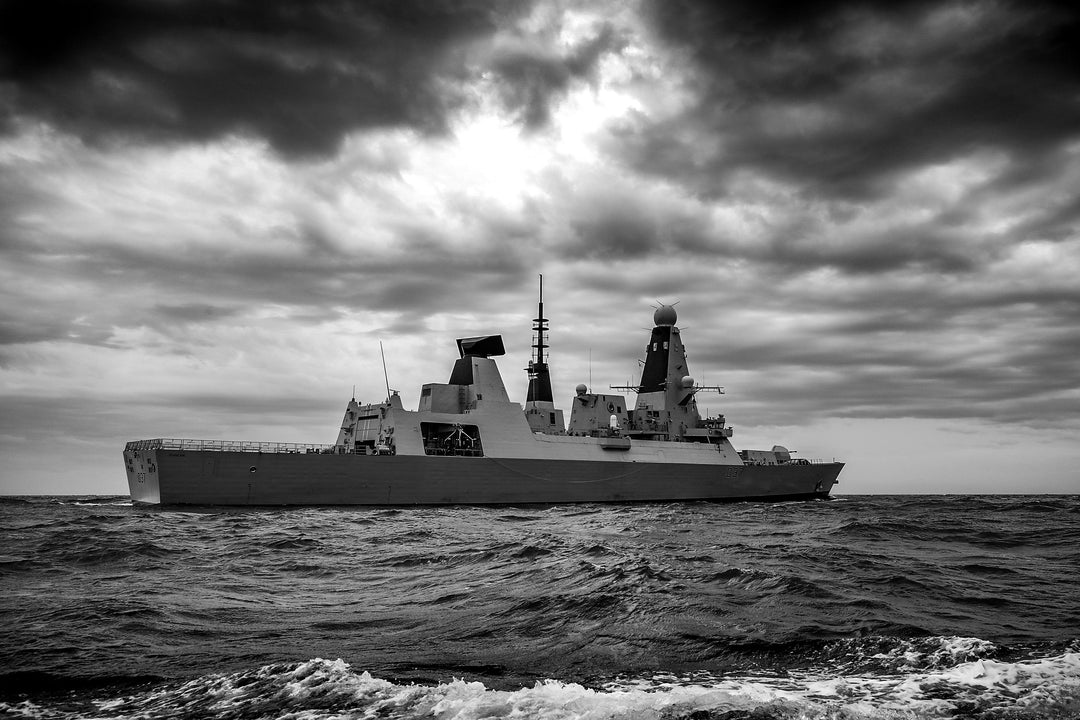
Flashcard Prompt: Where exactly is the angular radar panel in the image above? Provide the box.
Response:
[456,335,506,358]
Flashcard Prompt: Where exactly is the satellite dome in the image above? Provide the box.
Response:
[575,383,588,395]
[654,305,678,327]
[681,376,695,389]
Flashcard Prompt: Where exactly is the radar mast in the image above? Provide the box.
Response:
[526,275,552,402]
[523,274,564,433]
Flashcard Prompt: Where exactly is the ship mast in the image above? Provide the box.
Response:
[526,274,553,403]
[523,274,564,434]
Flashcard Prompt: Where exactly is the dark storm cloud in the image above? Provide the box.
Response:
[490,22,625,130]
[0,312,112,348]
[681,277,1080,427]
[559,188,1000,273]
[634,0,1080,203]
[0,206,535,350]
[568,203,661,259]
[729,358,1080,429]
[765,222,996,274]
[153,303,241,323]
[0,0,530,156]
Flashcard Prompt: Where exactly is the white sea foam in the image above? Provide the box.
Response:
[3,653,1079,719]
[161,654,1080,719]
[613,651,1080,719]
[0,701,51,719]
[861,635,999,672]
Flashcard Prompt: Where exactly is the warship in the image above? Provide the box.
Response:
[124,279,842,505]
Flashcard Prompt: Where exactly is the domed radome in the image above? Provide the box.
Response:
[653,305,678,327]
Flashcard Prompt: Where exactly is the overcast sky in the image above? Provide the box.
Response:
[2,0,1078,496]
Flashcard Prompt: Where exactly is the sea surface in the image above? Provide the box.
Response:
[1,495,1077,719]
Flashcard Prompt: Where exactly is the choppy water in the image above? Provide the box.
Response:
[1,495,1078,719]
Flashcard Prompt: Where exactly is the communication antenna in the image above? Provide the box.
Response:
[537,275,545,366]
[588,347,592,393]
[379,341,392,403]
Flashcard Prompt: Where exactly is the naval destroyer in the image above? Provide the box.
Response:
[124,279,842,505]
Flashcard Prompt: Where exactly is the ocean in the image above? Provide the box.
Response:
[1,495,1077,719]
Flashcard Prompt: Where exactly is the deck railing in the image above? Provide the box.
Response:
[125,438,338,454]
[740,455,839,466]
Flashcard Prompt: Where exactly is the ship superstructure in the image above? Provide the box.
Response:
[123,284,842,505]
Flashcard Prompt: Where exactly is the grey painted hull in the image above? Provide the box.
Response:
[125,448,843,506]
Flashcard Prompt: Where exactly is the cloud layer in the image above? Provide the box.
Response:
[2,0,1078,493]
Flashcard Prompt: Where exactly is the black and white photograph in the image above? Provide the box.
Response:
[1,0,1078,717]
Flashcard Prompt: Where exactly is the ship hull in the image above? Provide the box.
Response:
[125,447,842,506]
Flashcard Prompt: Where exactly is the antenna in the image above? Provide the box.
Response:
[588,347,592,392]
[537,274,545,366]
[379,341,391,403]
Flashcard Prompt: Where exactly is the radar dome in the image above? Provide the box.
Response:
[681,376,695,389]
[575,383,588,395]
[654,305,678,327]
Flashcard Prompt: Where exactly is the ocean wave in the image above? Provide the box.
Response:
[263,535,323,550]
[63,496,133,506]
[0,669,166,698]
[814,635,1000,674]
[609,650,1080,719]
[33,532,184,566]
[3,654,1077,720]
[5,495,1077,717]
[0,496,128,506]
